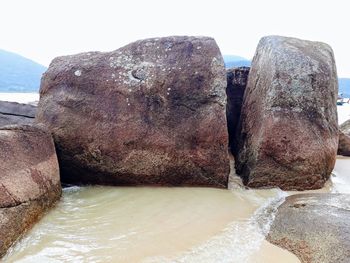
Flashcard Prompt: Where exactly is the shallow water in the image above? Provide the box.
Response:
[3,186,288,262]
[4,158,350,263]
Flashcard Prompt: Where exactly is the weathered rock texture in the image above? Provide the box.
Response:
[36,36,229,187]
[0,125,61,258]
[267,194,350,263]
[0,101,36,127]
[340,119,350,135]
[226,67,250,156]
[338,131,350,156]
[236,36,339,190]
[338,120,350,156]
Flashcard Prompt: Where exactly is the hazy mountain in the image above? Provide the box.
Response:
[0,49,46,92]
[339,78,350,97]
[223,55,251,68]
[0,49,348,96]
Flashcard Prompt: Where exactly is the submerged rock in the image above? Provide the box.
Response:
[0,125,61,258]
[226,67,250,156]
[267,193,350,263]
[36,36,229,187]
[0,101,36,127]
[235,36,339,190]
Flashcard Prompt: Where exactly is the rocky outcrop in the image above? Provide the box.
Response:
[338,120,350,156]
[226,67,250,156]
[0,125,61,258]
[267,194,350,263]
[36,36,229,187]
[338,131,350,156]
[340,119,350,135]
[235,36,339,190]
[0,101,36,127]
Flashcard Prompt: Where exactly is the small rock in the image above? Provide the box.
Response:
[0,101,36,127]
[338,131,350,156]
[267,193,350,263]
[339,119,350,135]
[0,125,61,258]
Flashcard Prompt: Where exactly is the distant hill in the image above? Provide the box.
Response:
[223,55,251,68]
[339,78,350,97]
[0,49,46,92]
[0,49,348,95]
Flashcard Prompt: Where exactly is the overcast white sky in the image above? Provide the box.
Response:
[0,0,349,77]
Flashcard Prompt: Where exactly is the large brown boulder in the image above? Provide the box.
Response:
[226,67,250,156]
[36,36,229,187]
[267,194,350,263]
[235,36,339,190]
[0,125,61,258]
[0,101,36,127]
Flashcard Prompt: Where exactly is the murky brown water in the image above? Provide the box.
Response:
[3,157,350,263]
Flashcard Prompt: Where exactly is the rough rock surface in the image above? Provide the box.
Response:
[226,67,250,156]
[339,119,350,135]
[236,36,339,190]
[267,194,350,263]
[0,101,36,127]
[338,131,350,156]
[0,125,61,258]
[36,36,229,187]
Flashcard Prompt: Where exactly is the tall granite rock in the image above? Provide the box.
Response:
[236,36,338,190]
[36,36,229,187]
[0,125,61,258]
[226,67,250,156]
[0,101,36,127]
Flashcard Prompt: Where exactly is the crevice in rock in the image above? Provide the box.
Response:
[0,182,21,208]
[225,67,250,157]
[0,112,35,118]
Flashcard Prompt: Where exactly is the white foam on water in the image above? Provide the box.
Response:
[144,189,287,263]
